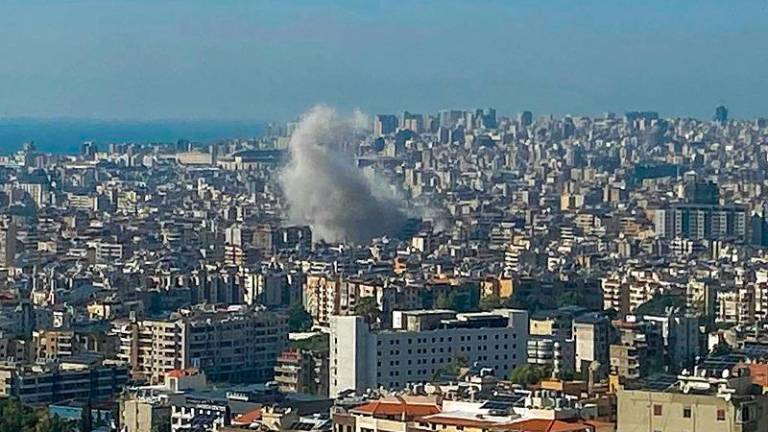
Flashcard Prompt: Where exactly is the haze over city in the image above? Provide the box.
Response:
[0,1,766,121]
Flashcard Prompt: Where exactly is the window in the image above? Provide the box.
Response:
[653,405,663,416]
[683,407,691,418]
[717,409,726,421]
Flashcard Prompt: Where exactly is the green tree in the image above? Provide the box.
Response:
[434,290,476,312]
[432,354,469,381]
[711,341,733,357]
[34,414,75,432]
[0,398,75,432]
[151,422,172,432]
[0,398,37,432]
[287,302,313,332]
[290,333,329,353]
[479,294,501,311]
[508,292,544,313]
[635,294,684,316]
[353,297,381,326]
[556,290,587,308]
[508,364,552,386]
[434,293,452,309]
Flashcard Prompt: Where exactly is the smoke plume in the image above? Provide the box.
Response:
[279,106,409,243]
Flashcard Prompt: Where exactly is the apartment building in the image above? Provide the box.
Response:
[273,348,329,397]
[573,313,612,378]
[0,221,15,268]
[617,366,768,432]
[528,308,580,373]
[170,398,230,432]
[304,274,342,327]
[329,309,528,396]
[0,358,129,404]
[601,276,629,316]
[32,329,79,361]
[655,204,747,241]
[115,304,287,384]
[609,320,663,380]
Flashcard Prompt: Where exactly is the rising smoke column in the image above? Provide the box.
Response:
[279,106,409,243]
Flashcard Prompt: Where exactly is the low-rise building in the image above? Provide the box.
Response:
[274,348,329,397]
[617,365,768,432]
[0,357,129,404]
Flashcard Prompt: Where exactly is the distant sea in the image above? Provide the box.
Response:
[0,118,265,154]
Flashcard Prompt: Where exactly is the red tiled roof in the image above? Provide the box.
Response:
[233,408,262,425]
[746,363,768,387]
[351,400,441,418]
[494,419,593,432]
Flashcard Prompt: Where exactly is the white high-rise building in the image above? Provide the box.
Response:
[0,222,16,268]
[330,309,529,396]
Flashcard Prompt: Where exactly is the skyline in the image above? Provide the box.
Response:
[0,1,765,121]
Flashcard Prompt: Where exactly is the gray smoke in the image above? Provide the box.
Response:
[279,106,409,243]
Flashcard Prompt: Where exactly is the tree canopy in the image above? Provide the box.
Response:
[508,364,553,386]
[635,294,684,316]
[0,399,75,432]
[287,302,313,332]
[353,297,381,326]
[479,294,502,311]
[290,333,329,353]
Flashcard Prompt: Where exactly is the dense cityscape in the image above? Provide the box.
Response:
[0,103,767,432]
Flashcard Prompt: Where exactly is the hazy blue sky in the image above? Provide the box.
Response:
[0,1,766,121]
